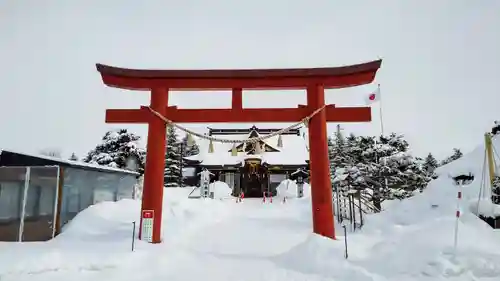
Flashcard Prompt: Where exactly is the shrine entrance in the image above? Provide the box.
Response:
[241,157,268,197]
[96,59,382,243]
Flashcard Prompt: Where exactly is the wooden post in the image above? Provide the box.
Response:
[307,85,335,239]
[232,88,243,109]
[139,88,169,243]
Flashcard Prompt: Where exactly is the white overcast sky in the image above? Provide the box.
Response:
[1,0,499,160]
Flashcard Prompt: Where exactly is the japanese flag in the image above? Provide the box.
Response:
[365,88,381,105]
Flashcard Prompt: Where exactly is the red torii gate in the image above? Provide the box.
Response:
[96,60,382,243]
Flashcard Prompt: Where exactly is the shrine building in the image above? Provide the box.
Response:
[183,125,309,197]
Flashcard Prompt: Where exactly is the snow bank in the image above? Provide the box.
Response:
[188,181,232,199]
[3,134,500,280]
[58,186,232,243]
[273,234,377,281]
[275,180,310,199]
[210,181,232,199]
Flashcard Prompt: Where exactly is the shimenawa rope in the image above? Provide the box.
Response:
[145,105,326,144]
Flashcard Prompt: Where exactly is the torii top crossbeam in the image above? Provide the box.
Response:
[96,60,381,91]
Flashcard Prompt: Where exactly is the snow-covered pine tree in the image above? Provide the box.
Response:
[328,136,335,179]
[440,148,463,166]
[164,125,182,187]
[83,129,146,174]
[396,156,431,198]
[346,133,362,163]
[329,129,354,208]
[331,127,348,168]
[40,148,62,158]
[355,133,429,203]
[327,136,334,161]
[69,153,79,161]
[423,153,439,175]
[181,134,200,157]
[492,176,500,204]
[329,131,432,210]
[450,148,463,161]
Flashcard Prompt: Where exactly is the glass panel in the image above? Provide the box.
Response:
[78,170,95,210]
[60,168,85,228]
[60,168,137,229]
[116,175,135,201]
[0,167,27,241]
[94,172,118,204]
[22,166,59,241]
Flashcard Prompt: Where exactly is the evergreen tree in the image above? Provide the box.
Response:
[346,133,362,163]
[492,176,500,204]
[164,126,181,187]
[180,134,200,157]
[440,148,463,166]
[329,131,434,212]
[450,148,463,161]
[347,133,430,205]
[327,136,334,161]
[331,127,348,167]
[329,129,355,202]
[40,148,62,158]
[84,129,146,174]
[328,128,350,176]
[69,153,79,161]
[423,153,438,175]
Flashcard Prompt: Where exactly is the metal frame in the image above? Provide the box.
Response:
[18,167,30,242]
[16,166,61,241]
[51,166,61,238]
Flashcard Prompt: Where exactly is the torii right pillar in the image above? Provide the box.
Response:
[307,84,335,238]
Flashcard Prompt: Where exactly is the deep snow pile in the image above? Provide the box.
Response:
[2,143,500,280]
[187,180,233,199]
[276,179,310,199]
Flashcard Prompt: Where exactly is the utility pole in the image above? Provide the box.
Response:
[485,133,496,187]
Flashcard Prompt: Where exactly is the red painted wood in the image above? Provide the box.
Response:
[96,60,381,79]
[232,88,243,109]
[99,71,377,91]
[105,106,371,123]
[105,109,149,123]
[139,88,168,244]
[307,84,335,239]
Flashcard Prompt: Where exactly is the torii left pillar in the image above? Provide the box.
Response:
[139,88,169,242]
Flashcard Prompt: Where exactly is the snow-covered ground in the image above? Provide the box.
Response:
[2,138,500,281]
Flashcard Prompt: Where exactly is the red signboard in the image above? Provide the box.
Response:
[142,210,154,219]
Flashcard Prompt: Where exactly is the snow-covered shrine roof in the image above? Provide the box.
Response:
[185,127,310,167]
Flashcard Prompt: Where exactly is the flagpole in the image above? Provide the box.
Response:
[376,84,388,205]
[378,84,385,136]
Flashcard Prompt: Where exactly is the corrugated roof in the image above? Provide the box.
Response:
[0,149,139,176]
